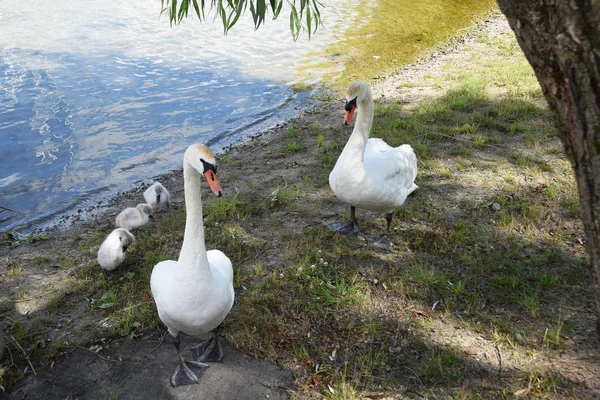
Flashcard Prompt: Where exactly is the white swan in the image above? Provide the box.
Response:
[329,82,418,248]
[150,143,233,387]
[115,203,154,231]
[97,228,135,271]
[144,181,171,211]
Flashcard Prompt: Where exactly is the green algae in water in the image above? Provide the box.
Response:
[299,0,497,87]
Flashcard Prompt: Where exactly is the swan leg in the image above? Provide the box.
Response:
[192,333,224,362]
[366,213,395,250]
[328,206,359,234]
[385,212,393,232]
[170,335,209,387]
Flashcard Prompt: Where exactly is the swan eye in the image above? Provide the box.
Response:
[200,158,217,174]
[345,97,357,111]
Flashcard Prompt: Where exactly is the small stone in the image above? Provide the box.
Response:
[491,202,501,211]
[514,332,524,343]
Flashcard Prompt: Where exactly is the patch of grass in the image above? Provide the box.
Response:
[454,122,478,134]
[520,292,540,318]
[526,370,567,397]
[34,255,49,266]
[418,348,461,385]
[5,265,23,278]
[286,123,299,138]
[311,274,367,308]
[15,287,29,299]
[284,141,299,152]
[471,133,487,149]
[409,263,441,286]
[543,319,564,349]
[562,195,580,218]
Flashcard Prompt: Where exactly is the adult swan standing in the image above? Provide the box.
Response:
[151,143,234,387]
[329,82,418,249]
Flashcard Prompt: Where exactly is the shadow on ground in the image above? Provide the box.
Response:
[5,329,292,400]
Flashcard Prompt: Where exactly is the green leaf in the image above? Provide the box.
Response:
[123,271,136,280]
[192,0,202,20]
[178,0,189,23]
[290,4,300,41]
[171,0,178,25]
[306,6,311,39]
[256,0,266,29]
[250,0,258,27]
[273,0,283,19]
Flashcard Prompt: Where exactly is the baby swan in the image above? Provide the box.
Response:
[97,228,135,271]
[144,181,171,211]
[151,143,233,387]
[329,82,418,250]
[115,203,154,231]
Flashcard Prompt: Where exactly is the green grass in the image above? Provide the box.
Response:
[4,265,23,278]
[284,142,299,152]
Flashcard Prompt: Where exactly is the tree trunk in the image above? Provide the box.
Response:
[495,0,600,342]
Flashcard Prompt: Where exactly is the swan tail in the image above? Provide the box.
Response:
[408,183,419,195]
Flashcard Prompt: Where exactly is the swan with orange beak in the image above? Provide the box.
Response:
[151,143,233,387]
[329,82,418,249]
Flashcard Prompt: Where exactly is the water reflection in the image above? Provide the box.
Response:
[0,48,310,232]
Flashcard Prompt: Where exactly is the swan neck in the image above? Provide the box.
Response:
[345,97,374,160]
[179,158,210,272]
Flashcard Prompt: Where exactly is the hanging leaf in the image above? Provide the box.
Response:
[273,0,283,19]
[161,0,322,40]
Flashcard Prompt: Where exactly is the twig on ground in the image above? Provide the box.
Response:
[151,330,168,352]
[10,335,36,375]
[6,289,59,304]
[494,344,502,377]
[70,345,119,363]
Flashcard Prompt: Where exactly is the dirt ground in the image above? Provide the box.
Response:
[1,12,599,399]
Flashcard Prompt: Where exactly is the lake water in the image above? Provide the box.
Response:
[0,0,362,233]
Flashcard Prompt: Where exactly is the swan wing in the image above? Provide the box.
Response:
[365,138,394,153]
[150,260,178,304]
[364,143,418,191]
[207,249,234,286]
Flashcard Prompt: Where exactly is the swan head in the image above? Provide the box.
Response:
[114,228,135,252]
[153,183,163,203]
[137,203,155,221]
[184,143,223,197]
[344,82,372,125]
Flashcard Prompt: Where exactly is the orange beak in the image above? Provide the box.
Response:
[344,105,355,125]
[203,170,223,197]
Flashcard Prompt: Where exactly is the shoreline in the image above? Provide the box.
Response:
[1,10,500,244]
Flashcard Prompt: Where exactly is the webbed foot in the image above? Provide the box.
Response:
[327,220,359,234]
[170,359,209,387]
[366,235,394,251]
[192,336,224,363]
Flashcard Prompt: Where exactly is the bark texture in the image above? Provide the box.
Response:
[496,0,600,342]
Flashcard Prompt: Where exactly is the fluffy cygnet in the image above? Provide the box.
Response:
[144,181,171,211]
[97,228,135,271]
[115,203,154,231]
